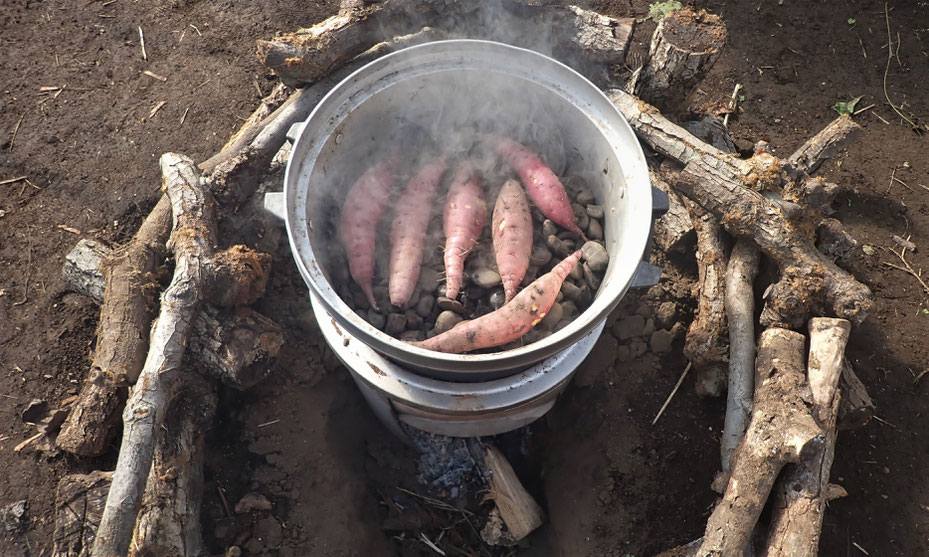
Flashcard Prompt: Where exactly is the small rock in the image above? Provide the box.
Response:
[554,318,573,331]
[576,285,593,307]
[583,262,601,291]
[21,399,48,423]
[575,187,596,206]
[564,174,589,192]
[635,301,653,318]
[386,313,407,335]
[613,315,646,340]
[656,301,677,328]
[557,230,578,242]
[561,301,579,319]
[572,204,589,231]
[643,318,656,337]
[419,267,440,293]
[523,328,544,344]
[587,218,603,241]
[401,330,426,342]
[581,241,610,272]
[540,302,563,330]
[415,295,435,318]
[547,234,570,258]
[365,309,386,330]
[650,329,675,353]
[465,284,486,300]
[244,538,264,554]
[555,291,564,302]
[542,219,558,238]
[224,547,243,557]
[434,310,464,333]
[471,268,501,289]
[405,310,423,330]
[530,245,553,266]
[372,285,389,308]
[405,286,422,310]
[616,344,632,363]
[1,500,27,534]
[630,339,648,359]
[561,281,582,302]
[254,516,283,548]
[569,259,584,281]
[489,289,506,310]
[436,296,465,314]
[235,492,272,514]
[586,204,604,219]
[530,207,545,223]
[351,289,370,310]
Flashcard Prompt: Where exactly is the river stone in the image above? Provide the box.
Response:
[587,218,603,241]
[419,267,440,294]
[530,245,553,266]
[386,313,406,335]
[542,219,558,238]
[561,300,579,319]
[365,309,386,330]
[650,328,675,353]
[581,241,610,272]
[405,310,423,330]
[572,204,589,231]
[434,310,463,333]
[586,204,604,219]
[577,284,593,307]
[561,281,582,302]
[569,259,584,281]
[401,330,425,342]
[547,234,570,258]
[416,295,435,318]
[489,289,506,310]
[583,262,601,290]
[575,187,596,206]
[471,268,501,289]
[540,302,563,330]
[436,296,465,314]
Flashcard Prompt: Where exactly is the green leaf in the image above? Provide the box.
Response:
[847,17,856,24]
[832,95,863,115]
[649,1,683,22]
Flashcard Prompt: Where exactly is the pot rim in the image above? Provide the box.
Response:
[284,39,651,374]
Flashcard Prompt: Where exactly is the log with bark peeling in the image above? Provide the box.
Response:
[54,471,113,557]
[257,0,634,86]
[650,169,694,252]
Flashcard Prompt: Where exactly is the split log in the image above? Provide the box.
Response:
[54,471,113,557]
[837,360,874,430]
[58,84,298,458]
[63,239,284,389]
[764,318,851,557]
[257,0,634,86]
[720,239,760,473]
[607,88,873,328]
[650,169,694,252]
[483,444,545,541]
[93,154,245,557]
[130,372,217,557]
[631,7,727,111]
[785,114,862,177]
[697,328,823,556]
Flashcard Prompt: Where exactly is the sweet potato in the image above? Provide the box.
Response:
[340,151,400,309]
[493,178,533,302]
[483,134,585,238]
[443,161,487,300]
[389,155,449,307]
[412,250,582,353]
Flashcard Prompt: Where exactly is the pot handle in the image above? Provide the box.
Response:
[263,192,286,221]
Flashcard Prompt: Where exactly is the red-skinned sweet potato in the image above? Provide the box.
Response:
[493,178,533,302]
[443,161,487,300]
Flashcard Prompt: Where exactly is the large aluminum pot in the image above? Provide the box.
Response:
[283,40,652,378]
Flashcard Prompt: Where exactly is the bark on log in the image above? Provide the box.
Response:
[633,7,727,111]
[54,471,113,557]
[129,372,217,557]
[63,239,284,389]
[650,169,694,252]
[720,239,760,473]
[785,114,862,177]
[58,83,297,458]
[698,328,823,557]
[483,444,545,541]
[92,154,216,557]
[837,360,874,430]
[257,1,634,86]
[764,318,851,557]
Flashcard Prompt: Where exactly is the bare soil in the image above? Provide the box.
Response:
[2,0,928,556]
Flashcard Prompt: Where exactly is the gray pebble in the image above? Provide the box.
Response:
[415,295,435,318]
[373,286,390,309]
[650,328,675,353]
[586,204,604,219]
[489,289,506,310]
[434,310,464,333]
[656,301,677,328]
[352,289,370,310]
[569,260,584,281]
[530,207,545,223]
[401,330,425,342]
[521,266,538,286]
[587,218,603,241]
[542,219,558,239]
[437,296,466,315]
[386,313,406,335]
[523,329,544,344]
[555,291,564,303]
[583,262,601,290]
[405,285,421,310]
[547,235,571,258]
[471,268,501,289]
[405,310,423,330]
[561,281,582,302]
[557,230,578,243]
[530,245,553,266]
[575,187,596,206]
[643,317,656,337]
[554,318,573,331]
[366,309,386,330]
[561,300,579,319]
[564,175,588,192]
[572,204,589,231]
[419,267,440,294]
[577,284,593,307]
[540,302,563,330]
[581,241,610,272]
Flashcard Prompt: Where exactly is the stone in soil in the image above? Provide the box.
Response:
[540,301,563,330]
[616,344,632,363]
[581,240,609,272]
[547,234,571,257]
[471,268,501,288]
[643,318,656,337]
[386,313,406,335]
[587,218,603,241]
[254,516,284,549]
[586,204,604,219]
[436,296,465,314]
[235,492,272,513]
[650,328,675,353]
[656,301,677,328]
[1,500,26,534]
[488,289,506,310]
[415,295,435,318]
[365,309,386,330]
[530,244,553,266]
[613,314,646,340]
[434,310,463,333]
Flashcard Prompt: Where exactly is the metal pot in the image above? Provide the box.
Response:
[281,40,653,378]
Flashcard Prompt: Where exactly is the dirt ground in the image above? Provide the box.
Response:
[2,0,929,555]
